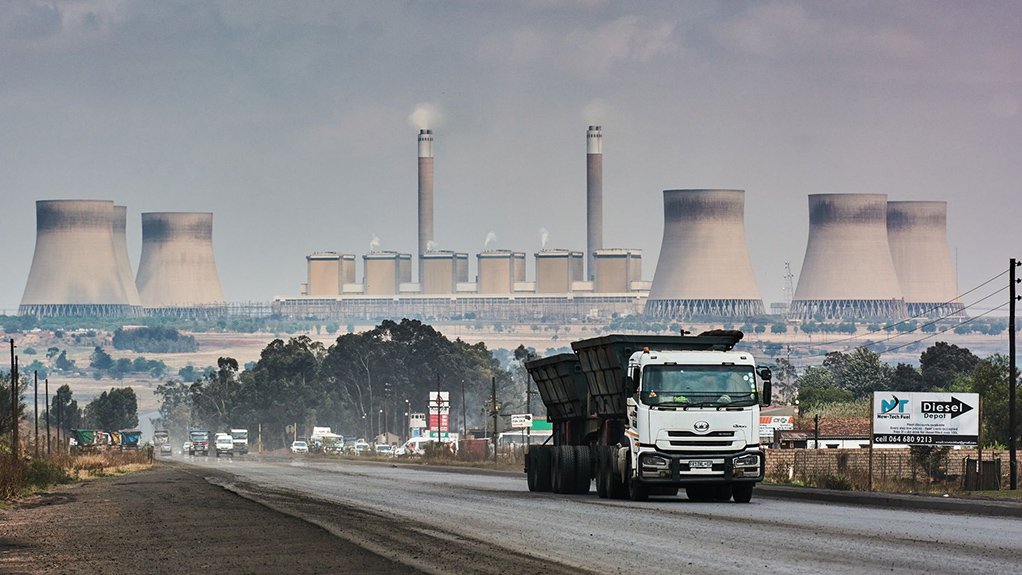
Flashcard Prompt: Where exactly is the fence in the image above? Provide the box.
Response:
[766,448,1012,493]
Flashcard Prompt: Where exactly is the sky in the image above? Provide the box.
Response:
[1,1,1019,314]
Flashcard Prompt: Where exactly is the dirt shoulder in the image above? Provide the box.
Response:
[0,463,418,575]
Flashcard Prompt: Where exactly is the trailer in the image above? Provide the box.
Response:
[524,331,772,502]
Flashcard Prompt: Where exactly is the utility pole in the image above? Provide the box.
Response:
[34,371,39,458]
[1010,258,1019,490]
[46,378,51,455]
[461,379,467,439]
[11,340,19,460]
[491,376,498,462]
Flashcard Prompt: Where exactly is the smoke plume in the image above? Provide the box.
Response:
[539,227,549,248]
[484,231,497,249]
[369,234,381,252]
[408,103,442,130]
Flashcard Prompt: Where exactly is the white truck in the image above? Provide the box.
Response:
[524,331,772,502]
[230,429,249,455]
[214,433,234,457]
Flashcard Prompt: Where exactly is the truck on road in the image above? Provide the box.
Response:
[230,429,249,455]
[188,430,210,456]
[154,430,172,456]
[215,433,234,457]
[524,331,772,502]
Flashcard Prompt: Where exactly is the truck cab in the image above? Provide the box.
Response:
[215,433,234,457]
[624,347,770,502]
[189,430,210,456]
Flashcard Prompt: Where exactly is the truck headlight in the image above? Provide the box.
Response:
[643,455,669,468]
[733,454,760,468]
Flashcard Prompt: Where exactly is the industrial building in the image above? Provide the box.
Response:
[306,252,342,296]
[644,190,765,319]
[789,194,907,320]
[135,212,226,310]
[535,249,584,294]
[887,201,964,318]
[593,249,642,294]
[20,199,142,317]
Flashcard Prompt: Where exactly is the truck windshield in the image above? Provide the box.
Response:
[640,365,757,407]
[190,431,207,441]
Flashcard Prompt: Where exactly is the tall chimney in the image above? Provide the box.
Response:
[418,129,434,281]
[586,125,603,281]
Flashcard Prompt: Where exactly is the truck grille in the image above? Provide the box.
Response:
[656,429,743,452]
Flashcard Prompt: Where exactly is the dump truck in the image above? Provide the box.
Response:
[188,429,210,456]
[524,331,772,502]
[230,429,249,455]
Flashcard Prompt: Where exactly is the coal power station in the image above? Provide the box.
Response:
[886,201,964,318]
[135,212,225,310]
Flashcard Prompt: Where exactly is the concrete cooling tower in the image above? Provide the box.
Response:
[135,212,225,307]
[645,190,764,319]
[587,125,603,280]
[20,200,140,317]
[790,194,906,320]
[887,201,964,318]
[113,205,143,308]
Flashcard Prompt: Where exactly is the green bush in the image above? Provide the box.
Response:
[25,459,72,488]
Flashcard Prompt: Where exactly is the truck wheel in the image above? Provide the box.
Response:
[534,446,553,492]
[732,483,754,503]
[713,485,733,501]
[558,446,578,495]
[607,449,629,500]
[628,477,648,502]
[595,447,610,499]
[686,485,713,502]
[573,446,592,495]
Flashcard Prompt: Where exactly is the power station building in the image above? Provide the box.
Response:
[886,201,964,318]
[20,200,142,317]
[789,194,907,320]
[645,190,765,319]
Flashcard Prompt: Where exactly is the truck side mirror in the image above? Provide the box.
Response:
[626,369,641,394]
[758,367,773,406]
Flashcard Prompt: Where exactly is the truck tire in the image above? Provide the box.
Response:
[550,446,562,493]
[572,446,592,495]
[732,483,754,503]
[561,445,580,495]
[526,449,538,491]
[607,448,629,500]
[713,485,733,501]
[628,476,648,502]
[534,446,553,492]
[595,446,610,499]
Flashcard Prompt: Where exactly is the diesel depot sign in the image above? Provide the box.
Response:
[872,392,980,446]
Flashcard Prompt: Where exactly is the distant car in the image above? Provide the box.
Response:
[374,444,394,456]
[290,440,309,454]
[354,440,370,454]
[159,443,173,456]
[183,441,192,455]
[215,434,234,457]
[398,436,434,456]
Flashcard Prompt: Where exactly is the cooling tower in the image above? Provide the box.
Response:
[477,250,514,294]
[364,252,400,295]
[586,125,603,280]
[594,249,642,293]
[887,201,964,318]
[307,252,341,297]
[339,254,357,285]
[418,129,434,281]
[645,190,765,319]
[113,205,143,308]
[135,212,225,307]
[421,251,457,295]
[20,200,137,316]
[790,194,906,320]
[535,249,584,294]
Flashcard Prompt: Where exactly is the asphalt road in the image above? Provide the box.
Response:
[182,455,1022,575]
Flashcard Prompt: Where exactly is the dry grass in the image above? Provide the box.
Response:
[1,449,153,500]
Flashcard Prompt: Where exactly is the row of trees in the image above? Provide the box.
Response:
[155,319,521,450]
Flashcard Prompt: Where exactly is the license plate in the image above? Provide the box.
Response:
[690,460,712,469]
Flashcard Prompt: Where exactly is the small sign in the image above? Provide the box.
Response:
[409,413,427,428]
[511,414,533,429]
[428,413,450,432]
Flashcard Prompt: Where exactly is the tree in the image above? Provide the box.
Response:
[0,371,27,436]
[83,387,139,430]
[834,347,892,399]
[920,342,979,392]
[772,358,798,403]
[965,355,1016,447]
[90,346,114,371]
[54,350,76,372]
[890,363,924,392]
[796,367,852,410]
[51,385,82,433]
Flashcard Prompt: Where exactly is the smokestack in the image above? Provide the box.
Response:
[645,190,764,319]
[418,129,434,282]
[20,200,137,317]
[790,194,906,320]
[135,212,225,307]
[887,201,964,318]
[586,125,603,281]
[113,205,143,308]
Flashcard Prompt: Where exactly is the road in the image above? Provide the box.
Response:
[181,455,1022,575]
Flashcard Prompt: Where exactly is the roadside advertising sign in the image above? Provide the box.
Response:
[758,416,794,439]
[872,392,980,446]
[428,413,450,431]
[511,414,533,429]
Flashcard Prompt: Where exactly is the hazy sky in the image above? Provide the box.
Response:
[1,1,1019,314]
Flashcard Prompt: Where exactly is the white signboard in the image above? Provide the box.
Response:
[511,414,533,429]
[872,392,979,446]
[409,413,427,429]
[428,391,450,414]
[759,416,794,439]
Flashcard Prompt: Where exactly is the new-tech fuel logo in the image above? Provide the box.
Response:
[877,395,911,419]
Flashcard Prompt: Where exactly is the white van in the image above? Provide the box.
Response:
[395,436,434,456]
[214,433,234,457]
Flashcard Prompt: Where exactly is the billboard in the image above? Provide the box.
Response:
[872,392,979,446]
[759,415,794,439]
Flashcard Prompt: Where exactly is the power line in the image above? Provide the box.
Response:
[786,269,1009,349]
[878,304,1008,356]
